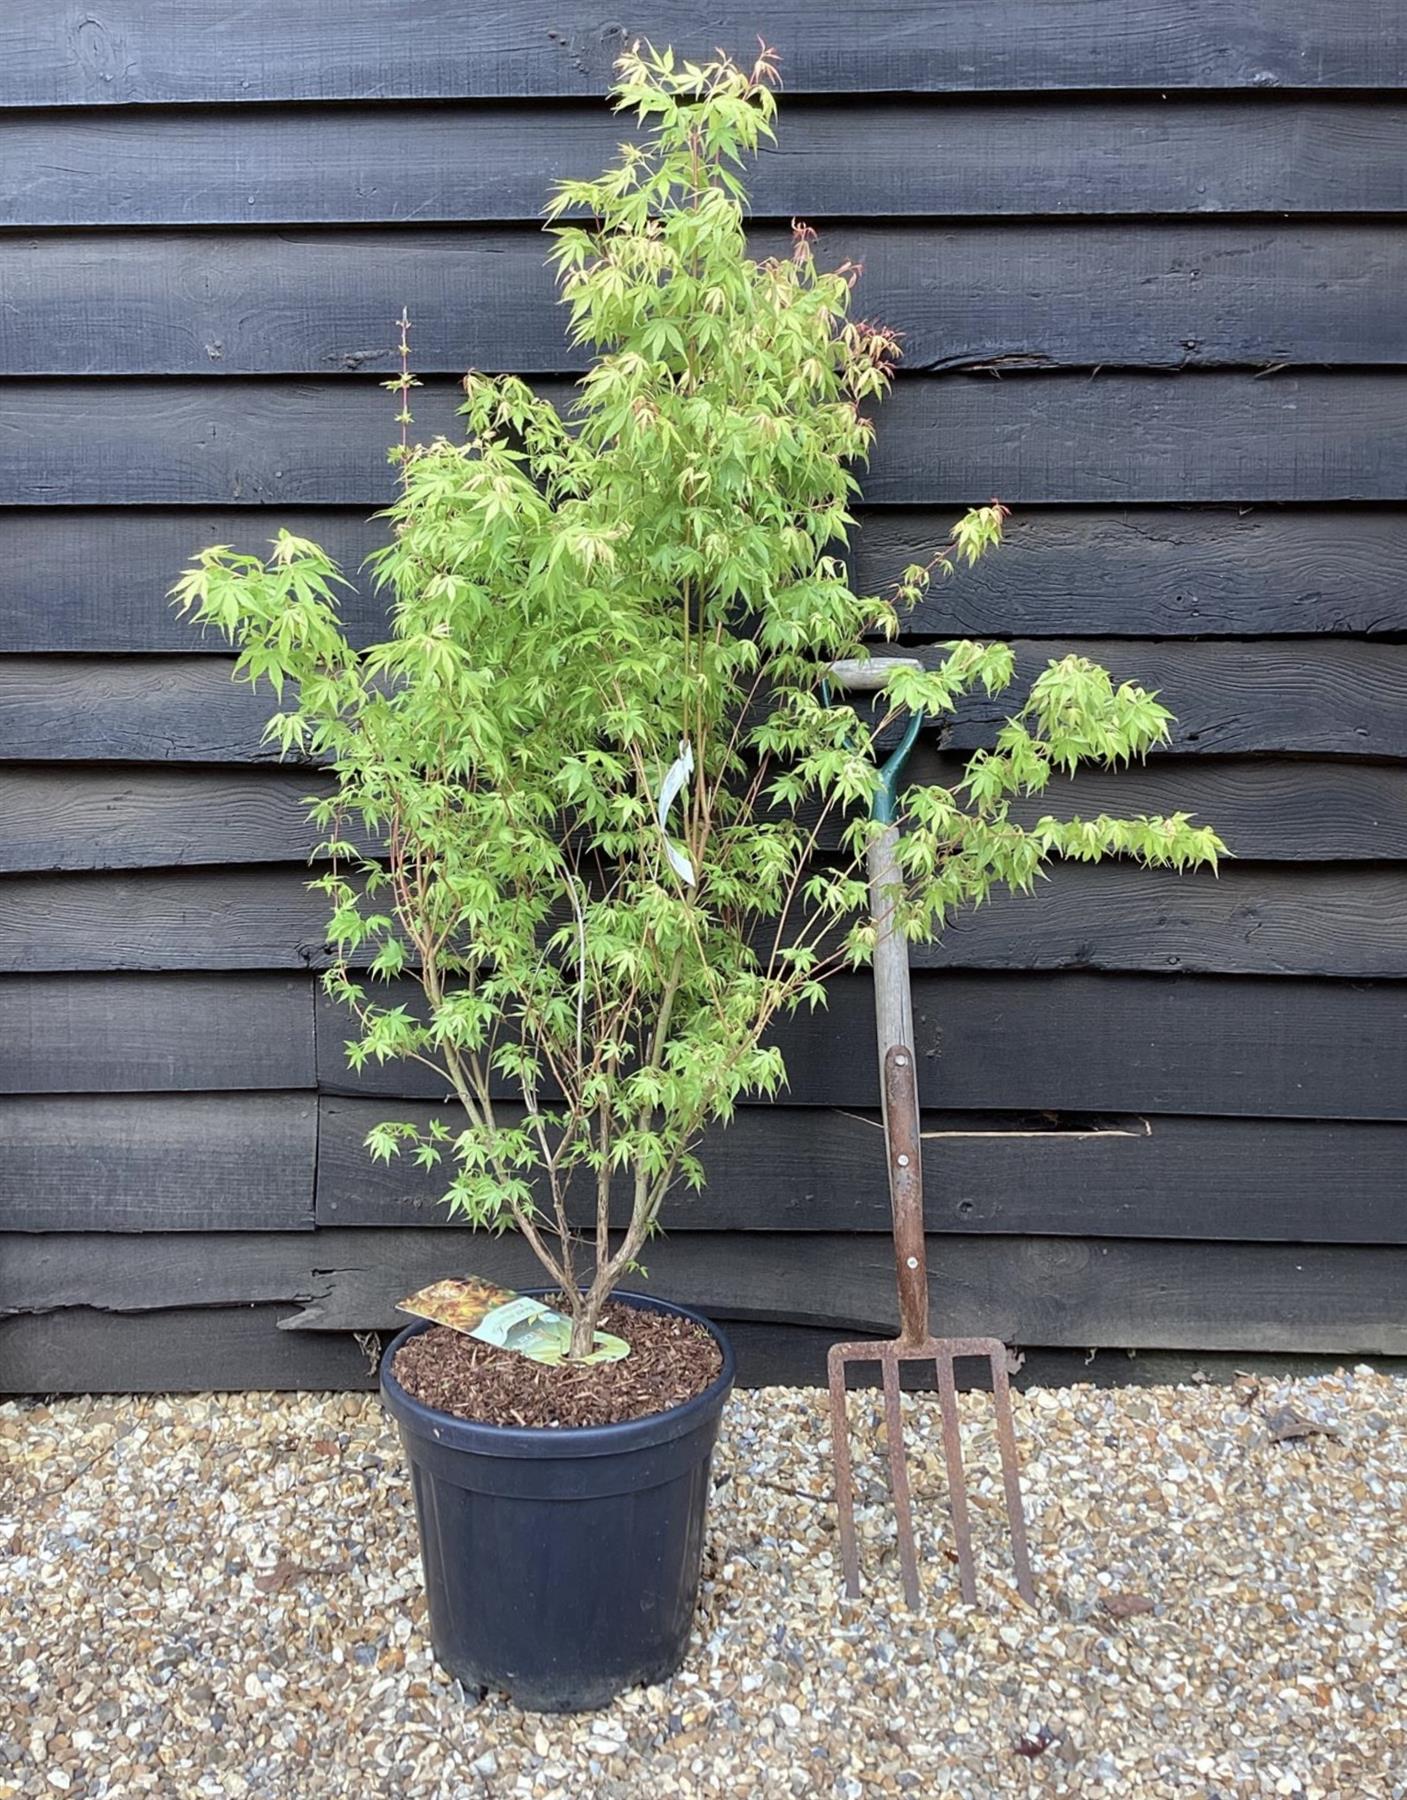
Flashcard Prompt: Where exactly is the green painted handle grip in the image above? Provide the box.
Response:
[873,708,924,825]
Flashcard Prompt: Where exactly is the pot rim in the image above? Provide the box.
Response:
[379,1289,736,1461]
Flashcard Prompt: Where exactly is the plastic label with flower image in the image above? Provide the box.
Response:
[397,1276,630,1365]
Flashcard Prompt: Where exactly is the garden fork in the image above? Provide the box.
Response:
[824,659,1036,1609]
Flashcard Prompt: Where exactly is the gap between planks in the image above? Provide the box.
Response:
[833,1107,1150,1141]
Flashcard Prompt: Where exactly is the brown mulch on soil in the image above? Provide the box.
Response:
[391,1300,723,1428]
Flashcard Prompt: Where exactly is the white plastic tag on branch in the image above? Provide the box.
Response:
[656,739,697,887]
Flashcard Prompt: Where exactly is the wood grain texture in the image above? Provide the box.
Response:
[4,373,1404,507]
[0,1304,814,1395]
[9,506,1407,653]
[4,223,1402,376]
[8,1229,1404,1354]
[8,758,1404,871]
[5,100,1406,229]
[4,3,1400,104]
[0,972,312,1093]
[0,659,286,763]
[5,1309,1383,1396]
[0,868,327,972]
[4,9,1404,1387]
[0,766,331,872]
[319,1098,1407,1244]
[320,972,1407,1122]
[283,1235,1407,1352]
[862,506,1407,638]
[11,1312,1399,1395]
[0,1232,325,1315]
[935,640,1407,760]
[7,641,1402,765]
[967,758,1407,864]
[7,862,1406,980]
[0,1306,372,1394]
[863,373,1407,509]
[0,1093,315,1230]
[905,865,1407,981]
[0,509,390,654]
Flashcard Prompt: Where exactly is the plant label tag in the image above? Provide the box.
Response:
[396,1276,630,1365]
[655,739,697,886]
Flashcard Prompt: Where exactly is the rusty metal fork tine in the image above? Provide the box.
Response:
[934,1351,978,1605]
[826,1347,861,1599]
[826,1335,1036,1612]
[880,1356,921,1608]
[988,1348,1037,1606]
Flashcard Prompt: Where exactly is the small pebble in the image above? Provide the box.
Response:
[1,1370,1403,1796]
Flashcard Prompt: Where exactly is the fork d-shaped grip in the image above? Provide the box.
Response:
[883,1046,930,1345]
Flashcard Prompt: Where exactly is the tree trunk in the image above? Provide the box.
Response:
[568,1287,605,1362]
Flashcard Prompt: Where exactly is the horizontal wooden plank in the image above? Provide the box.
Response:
[10,642,1402,765]
[284,1236,1407,1353]
[5,3,1400,104]
[741,750,1407,864]
[0,766,327,872]
[5,222,1403,376]
[11,1309,1395,1395]
[8,506,1406,654]
[0,867,325,971]
[898,865,1407,980]
[0,1093,315,1230]
[320,1099,1407,1244]
[951,639,1407,759]
[0,1232,321,1315]
[0,658,285,762]
[4,372,1404,507]
[0,972,311,1094]
[865,373,1407,509]
[322,972,1407,1122]
[0,1305,373,1394]
[870,507,1407,638]
[5,100,1405,229]
[0,972,312,1093]
[8,1229,1404,1354]
[0,509,389,654]
[0,1304,805,1394]
[9,757,1403,872]
[7,863,1406,979]
[9,1304,1357,1396]
[985,759,1407,863]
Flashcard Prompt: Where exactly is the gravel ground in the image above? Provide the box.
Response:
[2,1366,1404,1799]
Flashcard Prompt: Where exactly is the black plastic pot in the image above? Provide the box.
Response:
[380,1292,735,1712]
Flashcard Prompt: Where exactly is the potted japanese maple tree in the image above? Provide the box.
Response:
[173,44,1223,1711]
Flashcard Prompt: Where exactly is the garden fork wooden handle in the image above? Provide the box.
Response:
[883,1046,929,1346]
[869,820,930,1345]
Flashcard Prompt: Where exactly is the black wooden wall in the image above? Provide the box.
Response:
[3,4,1406,1390]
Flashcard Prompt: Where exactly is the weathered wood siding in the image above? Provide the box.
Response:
[3,4,1405,1391]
